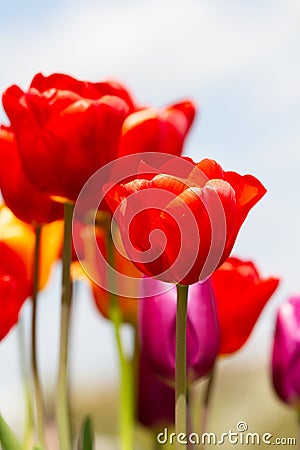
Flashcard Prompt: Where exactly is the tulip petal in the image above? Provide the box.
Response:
[0,242,32,340]
[212,256,279,354]
[119,100,196,157]
[0,125,63,224]
[137,352,175,428]
[30,72,136,111]
[272,297,300,406]
[3,77,131,201]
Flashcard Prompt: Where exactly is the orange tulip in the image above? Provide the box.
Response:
[72,219,140,324]
[0,205,63,289]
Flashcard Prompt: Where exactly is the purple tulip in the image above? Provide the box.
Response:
[137,352,175,428]
[139,277,220,385]
[272,296,300,406]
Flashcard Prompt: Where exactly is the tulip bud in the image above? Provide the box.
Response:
[271,296,300,407]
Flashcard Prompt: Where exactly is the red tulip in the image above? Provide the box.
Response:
[106,157,266,284]
[0,125,63,224]
[119,100,196,157]
[0,242,32,340]
[2,74,131,202]
[271,296,300,406]
[30,72,136,113]
[211,257,280,354]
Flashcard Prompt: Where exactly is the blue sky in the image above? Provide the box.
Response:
[0,0,299,424]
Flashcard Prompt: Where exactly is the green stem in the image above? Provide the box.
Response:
[31,224,46,449]
[201,364,216,439]
[56,202,74,450]
[17,319,34,450]
[131,325,139,421]
[175,284,189,449]
[153,431,163,450]
[297,410,300,449]
[111,309,134,450]
[107,229,134,450]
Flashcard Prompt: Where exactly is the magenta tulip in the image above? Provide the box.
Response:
[137,352,175,428]
[271,296,300,406]
[139,278,219,384]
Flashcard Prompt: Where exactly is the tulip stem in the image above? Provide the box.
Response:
[17,319,34,450]
[111,309,134,450]
[56,202,74,450]
[297,410,300,448]
[201,363,216,441]
[175,283,189,449]
[107,229,134,450]
[153,432,163,450]
[32,224,47,449]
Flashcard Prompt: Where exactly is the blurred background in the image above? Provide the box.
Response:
[0,0,299,447]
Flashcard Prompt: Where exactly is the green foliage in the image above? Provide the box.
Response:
[0,415,23,450]
[78,416,94,450]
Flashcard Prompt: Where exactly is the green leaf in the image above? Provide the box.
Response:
[78,416,94,450]
[0,415,23,450]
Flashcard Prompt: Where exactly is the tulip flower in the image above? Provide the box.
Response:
[0,125,63,224]
[211,257,280,354]
[137,352,175,429]
[0,242,32,340]
[2,74,131,202]
[72,219,140,323]
[271,296,300,407]
[119,100,196,157]
[92,273,139,324]
[3,73,197,204]
[139,278,219,384]
[106,157,266,285]
[0,205,63,288]
[29,72,136,113]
